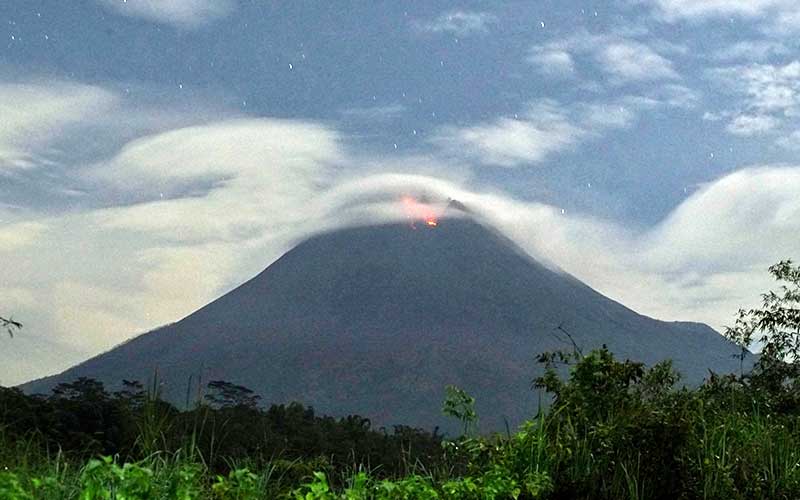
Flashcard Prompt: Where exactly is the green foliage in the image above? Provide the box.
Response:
[375,475,439,499]
[79,456,154,499]
[0,471,33,500]
[441,385,478,437]
[726,259,800,396]
[212,468,259,499]
[293,472,336,500]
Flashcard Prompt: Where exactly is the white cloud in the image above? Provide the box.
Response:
[415,10,497,36]
[96,0,235,28]
[90,119,343,243]
[644,168,800,273]
[0,82,116,173]
[579,103,638,129]
[339,104,407,121]
[713,40,789,62]
[530,31,679,85]
[726,114,779,136]
[650,0,800,34]
[431,98,645,167]
[776,130,800,150]
[599,41,679,82]
[527,48,576,77]
[432,112,582,167]
[651,0,786,19]
[711,61,800,136]
[0,221,47,252]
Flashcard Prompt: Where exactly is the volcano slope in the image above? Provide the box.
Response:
[22,215,749,432]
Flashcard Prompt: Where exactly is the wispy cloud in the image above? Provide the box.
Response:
[599,41,679,82]
[650,0,785,20]
[727,114,780,136]
[712,40,789,62]
[709,60,800,136]
[529,31,679,84]
[0,82,116,173]
[414,10,497,36]
[649,0,800,34]
[95,0,235,28]
[430,100,583,167]
[339,104,406,121]
[430,97,645,167]
[776,130,800,150]
[0,221,47,252]
[527,48,576,77]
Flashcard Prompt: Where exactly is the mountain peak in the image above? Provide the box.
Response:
[21,217,750,432]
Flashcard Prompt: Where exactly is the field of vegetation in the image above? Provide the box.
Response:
[1,260,799,499]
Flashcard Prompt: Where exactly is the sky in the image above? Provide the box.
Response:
[1,0,799,386]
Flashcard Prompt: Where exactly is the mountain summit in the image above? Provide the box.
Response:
[22,213,748,431]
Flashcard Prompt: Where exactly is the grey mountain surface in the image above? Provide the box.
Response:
[21,214,751,432]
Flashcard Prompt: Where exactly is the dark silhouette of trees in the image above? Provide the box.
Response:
[1,377,444,476]
[204,380,261,409]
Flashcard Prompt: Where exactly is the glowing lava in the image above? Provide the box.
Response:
[401,196,440,228]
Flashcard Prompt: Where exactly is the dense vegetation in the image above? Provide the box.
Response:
[1,260,799,499]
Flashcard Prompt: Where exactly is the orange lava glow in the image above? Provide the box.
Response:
[401,196,439,228]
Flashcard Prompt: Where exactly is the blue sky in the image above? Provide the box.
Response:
[1,0,799,385]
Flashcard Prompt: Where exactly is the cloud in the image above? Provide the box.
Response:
[527,48,576,77]
[529,31,680,85]
[414,10,497,36]
[0,221,47,252]
[598,41,679,82]
[650,0,785,19]
[431,98,645,167]
[0,82,116,173]
[776,130,800,150]
[339,104,407,121]
[649,0,800,34]
[431,103,583,167]
[726,114,780,136]
[95,0,235,28]
[90,118,344,245]
[712,40,789,62]
[643,167,800,273]
[710,60,800,136]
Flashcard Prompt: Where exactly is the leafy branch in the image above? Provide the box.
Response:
[1,315,22,338]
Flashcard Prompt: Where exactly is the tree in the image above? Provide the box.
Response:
[0,315,21,338]
[441,385,478,436]
[204,380,261,409]
[725,260,800,398]
[51,377,109,402]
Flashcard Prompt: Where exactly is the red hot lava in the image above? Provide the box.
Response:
[401,196,439,228]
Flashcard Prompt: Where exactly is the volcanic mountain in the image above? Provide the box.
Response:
[22,210,749,432]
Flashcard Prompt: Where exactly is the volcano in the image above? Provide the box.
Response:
[22,210,749,432]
